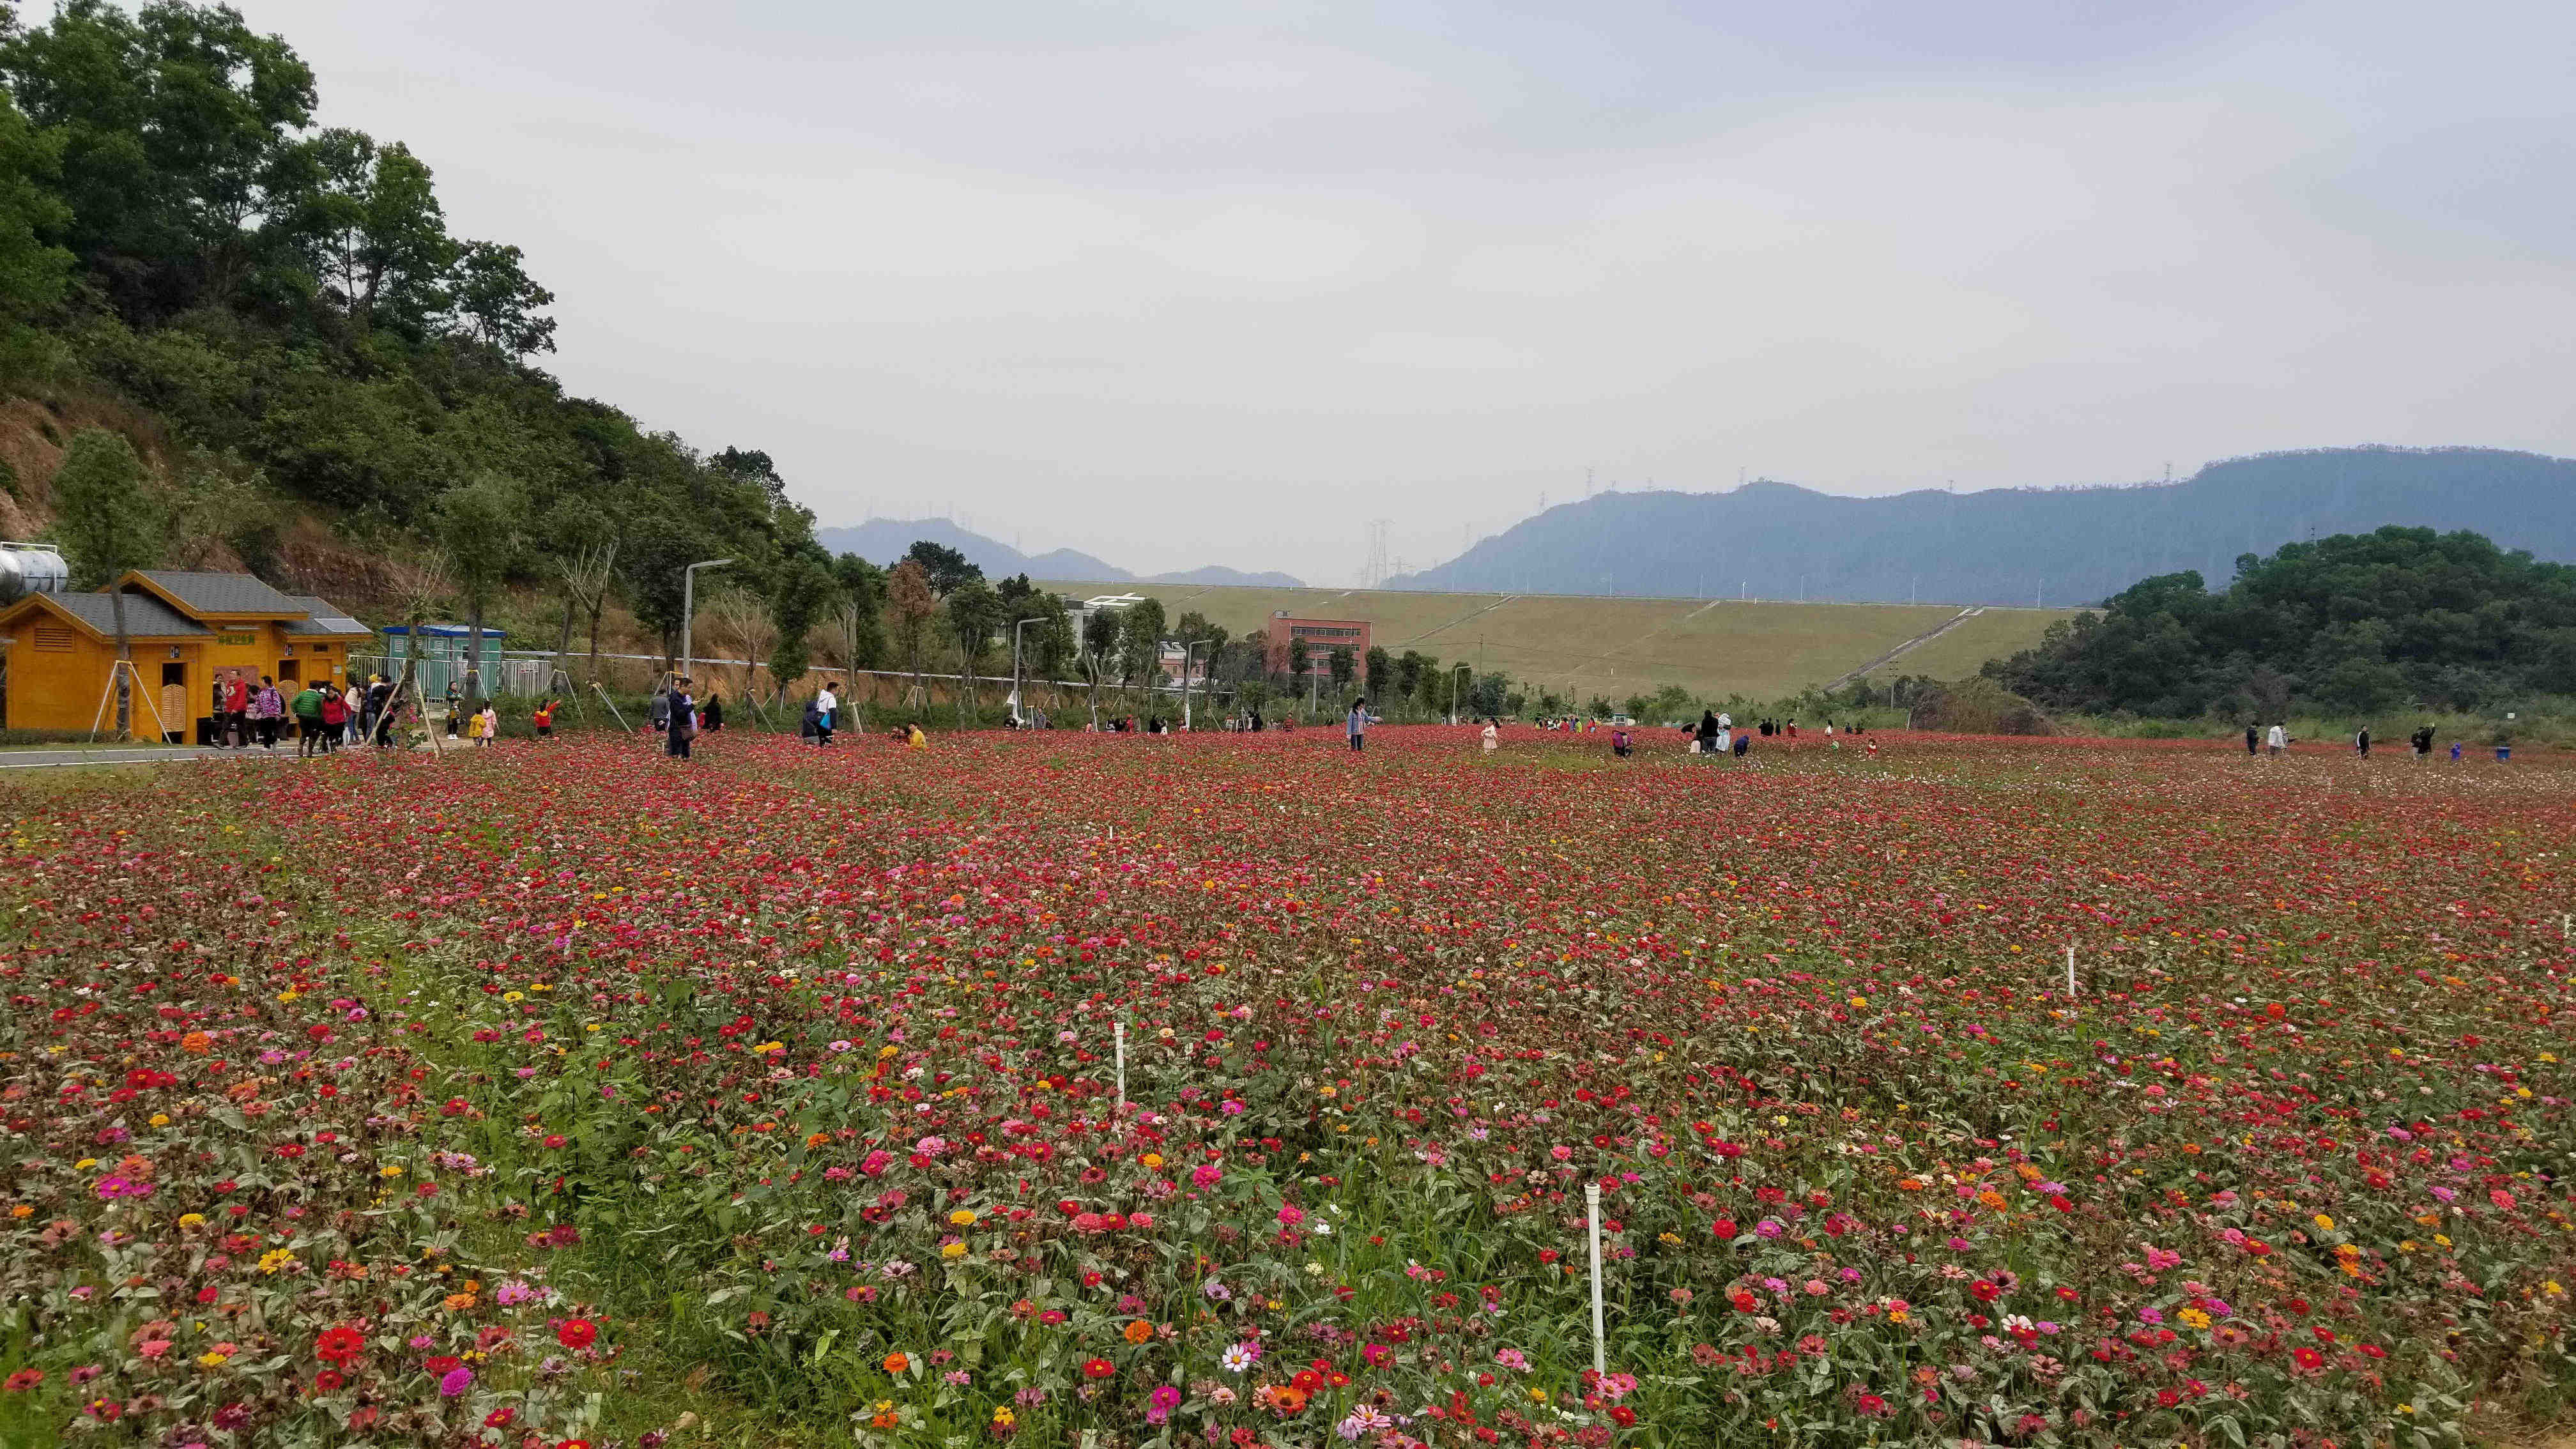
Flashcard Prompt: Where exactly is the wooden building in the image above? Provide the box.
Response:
[0,571,369,739]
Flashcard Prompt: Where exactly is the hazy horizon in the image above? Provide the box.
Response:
[134,1,2576,584]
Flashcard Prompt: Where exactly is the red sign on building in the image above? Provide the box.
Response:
[1265,614,1370,681]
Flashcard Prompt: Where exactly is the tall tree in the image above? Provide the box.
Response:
[886,558,937,712]
[945,574,1001,725]
[1080,606,1121,726]
[445,240,555,355]
[712,447,785,507]
[1328,645,1354,701]
[617,519,700,666]
[831,553,885,674]
[430,472,523,711]
[1117,597,1167,707]
[282,128,453,333]
[767,553,836,701]
[1,0,317,317]
[902,539,980,595]
[50,428,165,737]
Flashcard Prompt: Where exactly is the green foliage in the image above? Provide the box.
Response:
[901,539,979,595]
[828,554,885,672]
[0,87,72,374]
[431,472,523,603]
[0,0,808,654]
[1078,604,1119,668]
[0,0,316,319]
[944,575,1000,675]
[1985,526,2576,717]
[766,553,835,693]
[447,240,554,355]
[48,427,162,588]
[1116,597,1165,688]
[279,128,455,334]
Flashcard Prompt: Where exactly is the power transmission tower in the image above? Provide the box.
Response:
[1363,518,1392,590]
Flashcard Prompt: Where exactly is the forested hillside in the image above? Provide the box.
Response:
[1981,527,2576,718]
[0,0,884,682]
[1387,449,2576,605]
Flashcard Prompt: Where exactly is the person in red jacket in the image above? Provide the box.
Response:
[318,685,348,754]
[222,674,250,748]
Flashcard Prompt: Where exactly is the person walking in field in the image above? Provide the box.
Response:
[478,702,499,746]
[1347,698,1368,753]
[906,721,928,750]
[2245,723,2258,756]
[533,698,556,739]
[703,691,726,732]
[1481,719,1498,753]
[2354,724,2371,758]
[666,681,696,759]
[2266,723,2286,758]
[2411,724,2434,761]
[293,681,323,756]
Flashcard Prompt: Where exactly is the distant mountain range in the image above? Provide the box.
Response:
[809,518,1303,589]
[1385,447,2576,606]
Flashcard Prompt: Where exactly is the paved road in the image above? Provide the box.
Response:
[0,745,302,770]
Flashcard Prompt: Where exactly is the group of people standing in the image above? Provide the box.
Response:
[1690,710,1754,758]
[208,673,406,755]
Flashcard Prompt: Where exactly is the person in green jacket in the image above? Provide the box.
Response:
[291,684,325,758]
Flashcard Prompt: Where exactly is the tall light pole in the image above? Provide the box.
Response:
[1450,663,1474,726]
[1010,616,1043,726]
[679,558,733,689]
[1181,638,1213,730]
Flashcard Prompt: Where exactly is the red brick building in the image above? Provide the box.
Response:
[1265,613,1370,682]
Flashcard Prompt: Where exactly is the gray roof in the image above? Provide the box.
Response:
[135,570,309,617]
[282,596,371,636]
[43,590,208,637]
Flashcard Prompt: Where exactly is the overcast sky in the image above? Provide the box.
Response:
[151,1,2576,581]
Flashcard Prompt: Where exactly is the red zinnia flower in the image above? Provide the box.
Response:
[1082,1357,1116,1379]
[316,1324,367,1365]
[557,1318,599,1351]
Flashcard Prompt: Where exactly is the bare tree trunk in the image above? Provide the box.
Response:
[109,588,133,740]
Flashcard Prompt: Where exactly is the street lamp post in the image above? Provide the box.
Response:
[679,558,734,689]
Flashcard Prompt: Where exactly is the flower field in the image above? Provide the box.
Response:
[3,728,2571,1449]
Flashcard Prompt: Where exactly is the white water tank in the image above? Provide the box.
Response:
[0,541,69,597]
